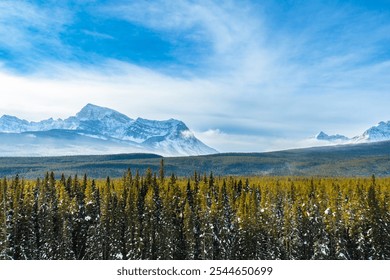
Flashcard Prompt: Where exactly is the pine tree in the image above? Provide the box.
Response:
[57,180,75,259]
[0,178,7,259]
[159,159,165,185]
[0,172,388,260]
[84,180,103,260]
[0,177,14,259]
[366,181,386,259]
[124,172,139,260]
[37,173,57,259]
[100,177,113,259]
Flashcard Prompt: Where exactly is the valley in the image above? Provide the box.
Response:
[1,140,390,178]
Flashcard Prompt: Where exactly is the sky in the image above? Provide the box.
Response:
[1,0,390,152]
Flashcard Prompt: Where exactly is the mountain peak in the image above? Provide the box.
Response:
[76,104,132,122]
[0,114,29,133]
[1,114,23,121]
[315,131,328,139]
[317,119,390,144]
[361,120,390,141]
[315,131,349,141]
[0,104,216,156]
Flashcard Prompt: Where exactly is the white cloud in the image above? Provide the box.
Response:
[99,0,258,54]
[98,0,270,78]
[1,1,390,152]
[0,1,71,57]
[195,129,336,152]
[82,30,114,40]
[0,60,222,121]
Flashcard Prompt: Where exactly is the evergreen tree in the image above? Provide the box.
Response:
[57,180,75,259]
[1,172,389,260]
[84,180,103,260]
[37,173,57,259]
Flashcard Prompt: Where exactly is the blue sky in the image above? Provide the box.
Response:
[1,0,390,152]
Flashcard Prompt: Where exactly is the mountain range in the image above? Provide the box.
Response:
[316,120,390,143]
[2,103,390,157]
[0,104,217,156]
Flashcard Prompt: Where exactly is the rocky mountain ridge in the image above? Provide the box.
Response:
[0,104,217,156]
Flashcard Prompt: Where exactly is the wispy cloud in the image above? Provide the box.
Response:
[1,1,390,152]
[0,1,72,70]
[96,0,270,77]
[81,30,114,40]
[98,0,256,53]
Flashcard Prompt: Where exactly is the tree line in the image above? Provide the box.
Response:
[0,162,389,260]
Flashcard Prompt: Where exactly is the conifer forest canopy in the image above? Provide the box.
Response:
[0,163,389,260]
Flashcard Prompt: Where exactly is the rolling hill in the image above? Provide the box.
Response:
[1,140,390,178]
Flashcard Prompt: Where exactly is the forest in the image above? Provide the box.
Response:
[0,161,389,260]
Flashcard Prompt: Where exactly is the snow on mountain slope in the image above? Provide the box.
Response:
[67,103,134,139]
[126,118,188,142]
[0,114,66,132]
[316,120,390,145]
[357,121,390,141]
[315,131,349,142]
[76,103,132,121]
[0,115,30,132]
[0,131,148,157]
[0,104,217,156]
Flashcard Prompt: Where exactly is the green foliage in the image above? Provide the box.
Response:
[0,170,389,260]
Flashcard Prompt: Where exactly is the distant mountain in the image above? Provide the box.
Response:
[0,104,217,156]
[316,120,390,144]
[315,131,349,141]
[356,121,390,142]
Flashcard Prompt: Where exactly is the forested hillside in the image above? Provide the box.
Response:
[2,140,390,179]
[1,162,389,260]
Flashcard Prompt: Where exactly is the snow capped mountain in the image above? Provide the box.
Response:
[0,115,30,132]
[315,131,349,142]
[76,103,131,121]
[0,114,66,132]
[67,103,134,139]
[0,104,217,156]
[357,121,390,141]
[316,120,390,145]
